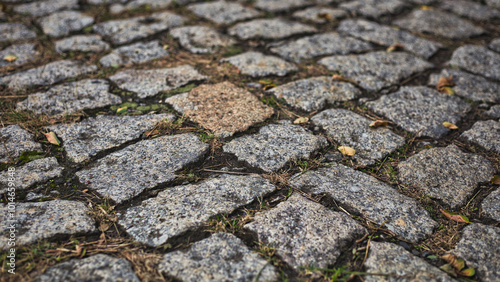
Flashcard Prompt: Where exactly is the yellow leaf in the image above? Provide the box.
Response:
[440,209,469,223]
[441,254,465,271]
[420,5,433,10]
[293,117,309,124]
[338,146,355,156]
[386,43,404,53]
[317,12,332,20]
[44,132,61,146]
[442,87,455,95]
[369,120,388,128]
[162,44,169,50]
[443,121,458,130]
[116,106,127,114]
[3,55,18,62]
[262,84,276,90]
[439,264,457,277]
[492,175,500,185]
[436,75,455,94]
[458,268,475,277]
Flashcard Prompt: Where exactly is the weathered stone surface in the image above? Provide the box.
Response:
[0,23,37,43]
[399,145,494,208]
[55,35,110,53]
[266,76,361,112]
[222,51,298,77]
[13,0,79,17]
[0,43,40,69]
[293,7,347,23]
[340,0,408,19]
[245,194,367,269]
[17,79,121,116]
[48,114,174,163]
[0,158,63,194]
[366,86,471,138]
[165,82,273,138]
[88,0,127,4]
[170,26,236,54]
[289,163,438,242]
[223,121,327,172]
[364,242,454,282]
[440,0,500,21]
[99,40,168,67]
[254,0,312,12]
[188,1,260,24]
[76,134,209,203]
[160,232,278,281]
[312,109,405,166]
[0,125,42,163]
[490,38,500,53]
[394,10,484,39]
[319,52,433,92]
[228,19,316,40]
[337,19,441,59]
[93,12,186,45]
[485,105,500,119]
[118,174,275,246]
[449,45,500,81]
[451,224,500,281]
[269,32,373,63]
[461,120,500,153]
[0,200,96,250]
[0,60,97,90]
[483,189,500,222]
[486,0,500,9]
[125,0,172,10]
[109,65,207,98]
[37,11,94,37]
[35,254,140,282]
[429,69,500,103]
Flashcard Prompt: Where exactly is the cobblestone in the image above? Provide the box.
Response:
[340,0,409,19]
[449,45,500,81]
[293,7,347,23]
[439,0,500,21]
[461,120,500,153]
[485,105,500,118]
[99,40,169,67]
[490,38,500,53]
[170,26,236,54]
[222,51,298,77]
[0,43,40,70]
[54,35,110,53]
[13,0,79,17]
[0,23,37,43]
[228,19,316,40]
[188,1,260,25]
[37,11,94,38]
[482,189,500,222]
[0,125,42,163]
[254,0,312,12]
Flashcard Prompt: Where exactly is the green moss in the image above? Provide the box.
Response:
[19,151,44,162]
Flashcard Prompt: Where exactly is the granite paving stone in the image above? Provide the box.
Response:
[428,69,500,103]
[0,23,37,43]
[269,32,373,63]
[366,86,471,138]
[118,174,275,246]
[0,200,96,250]
[99,40,168,67]
[394,10,484,39]
[490,38,500,53]
[0,43,40,69]
[266,76,361,112]
[486,0,500,9]
[364,242,454,282]
[222,51,298,77]
[254,0,313,12]
[76,134,209,203]
[17,79,122,116]
[0,125,42,163]
[289,163,438,242]
[124,0,173,10]
[35,254,140,282]
[337,19,442,59]
[54,35,111,53]
[439,0,500,21]
[399,145,494,208]
[109,65,207,98]
[13,0,79,17]
[228,19,316,40]
[485,105,500,119]
[165,82,274,138]
[0,158,63,194]
[170,26,236,54]
[340,0,409,19]
[92,12,186,45]
[188,1,261,25]
[461,120,500,153]
[223,121,328,172]
[37,11,94,37]
[47,114,174,163]
[0,60,98,90]
[293,7,347,23]
[245,193,367,269]
[319,52,433,92]
[312,108,405,166]
[482,189,500,222]
[88,0,127,4]
[159,232,278,281]
[451,224,500,281]
[449,45,500,81]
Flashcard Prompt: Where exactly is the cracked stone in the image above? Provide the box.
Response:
[439,0,500,21]
[485,105,500,119]
[13,0,79,17]
[0,23,37,43]
[99,40,169,67]
[489,38,500,53]
[76,134,209,203]
[165,82,273,138]
[461,120,500,154]
[0,158,63,194]
[188,1,260,24]
[293,7,347,23]
[37,11,94,37]
[55,35,110,53]
[0,43,40,70]
[0,125,42,163]
[483,189,500,222]
[228,19,316,40]
[222,51,298,77]
[340,0,409,19]
[254,0,312,12]
[118,174,275,246]
[449,45,500,81]
[170,26,236,54]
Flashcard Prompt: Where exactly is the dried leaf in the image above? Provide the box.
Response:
[436,75,455,94]
[3,55,18,62]
[441,87,455,95]
[420,5,433,10]
[441,254,465,271]
[82,189,89,193]
[440,209,469,223]
[491,175,500,185]
[338,146,356,156]
[44,132,61,146]
[116,106,127,114]
[162,44,169,50]
[99,222,110,232]
[386,43,404,53]
[440,264,458,277]
[263,84,276,90]
[369,120,388,128]
[443,121,458,130]
[331,74,349,82]
[458,268,475,277]
[317,12,332,20]
[293,117,309,124]
[144,129,159,136]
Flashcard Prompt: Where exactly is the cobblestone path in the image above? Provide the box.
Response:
[0,0,499,281]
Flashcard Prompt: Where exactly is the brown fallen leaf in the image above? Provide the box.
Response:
[338,146,355,156]
[331,74,350,82]
[441,254,465,271]
[458,268,475,277]
[317,12,332,20]
[44,132,61,146]
[386,43,404,53]
[369,120,388,128]
[3,55,18,62]
[293,117,309,124]
[436,75,455,94]
[82,189,89,193]
[144,129,160,137]
[440,209,469,223]
[491,175,500,185]
[420,5,433,10]
[443,121,458,130]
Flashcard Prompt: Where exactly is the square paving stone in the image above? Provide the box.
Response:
[398,145,494,208]
[223,121,328,172]
[439,0,500,21]
[37,11,94,38]
[55,35,110,53]
[0,23,37,43]
[99,40,169,67]
[289,163,438,242]
[0,158,63,194]
[366,86,471,138]
[35,254,140,282]
[254,0,313,12]
[222,51,298,77]
[109,65,207,98]
[47,114,174,163]
[0,43,40,70]
[118,174,276,247]
[17,79,122,116]
[337,19,442,59]
[76,133,209,204]
[0,124,42,163]
[188,1,261,25]
[170,26,236,54]
[482,189,500,222]
[165,82,274,138]
[159,232,278,281]
[228,19,316,40]
[266,76,361,112]
[461,120,500,154]
[245,193,367,269]
[340,0,409,19]
[293,7,347,23]
[319,52,433,92]
[13,0,79,17]
[312,108,405,166]
[269,32,373,63]
[449,45,500,81]
[0,200,96,250]
[450,224,500,281]
[0,60,98,90]
[394,9,484,39]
